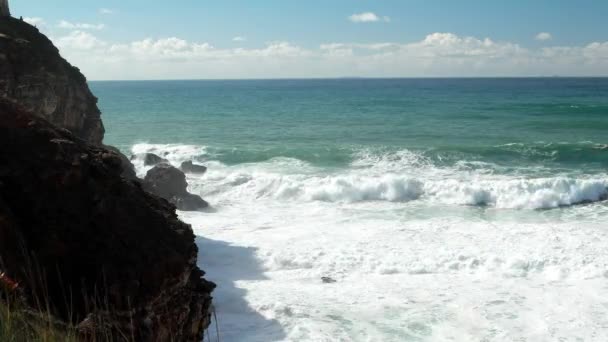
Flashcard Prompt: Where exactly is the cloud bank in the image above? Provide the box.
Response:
[49,30,608,80]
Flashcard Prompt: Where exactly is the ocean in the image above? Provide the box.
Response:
[92,78,608,341]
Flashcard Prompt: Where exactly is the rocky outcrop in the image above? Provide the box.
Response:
[0,100,215,341]
[181,160,208,174]
[144,164,209,211]
[0,16,104,144]
[0,15,138,181]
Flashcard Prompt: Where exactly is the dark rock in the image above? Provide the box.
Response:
[0,0,10,17]
[144,164,209,211]
[0,100,214,341]
[0,16,104,144]
[321,276,337,284]
[174,193,209,211]
[181,160,207,174]
[144,153,168,166]
[103,145,137,180]
[144,163,188,198]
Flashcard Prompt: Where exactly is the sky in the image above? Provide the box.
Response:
[11,0,608,80]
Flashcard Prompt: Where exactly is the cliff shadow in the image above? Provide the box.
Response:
[195,236,286,342]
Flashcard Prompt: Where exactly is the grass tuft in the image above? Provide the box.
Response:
[0,295,78,342]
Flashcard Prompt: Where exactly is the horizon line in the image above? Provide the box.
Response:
[88,76,608,82]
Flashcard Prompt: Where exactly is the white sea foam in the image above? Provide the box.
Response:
[186,198,608,342]
[203,171,608,209]
[129,143,209,177]
[131,142,208,162]
[130,143,608,209]
[132,143,608,341]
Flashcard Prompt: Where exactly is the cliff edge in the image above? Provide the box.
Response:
[0,16,104,144]
[0,11,215,341]
[0,99,215,340]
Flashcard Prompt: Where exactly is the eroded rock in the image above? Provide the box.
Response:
[0,100,214,341]
[0,16,104,144]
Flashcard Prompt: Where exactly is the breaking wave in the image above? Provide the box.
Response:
[130,143,608,209]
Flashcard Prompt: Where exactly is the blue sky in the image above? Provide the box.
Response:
[11,0,608,79]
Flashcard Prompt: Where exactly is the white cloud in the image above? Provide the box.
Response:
[536,32,552,41]
[23,17,45,27]
[56,30,107,50]
[99,8,113,15]
[349,12,390,23]
[58,20,105,30]
[49,31,608,80]
[232,36,246,42]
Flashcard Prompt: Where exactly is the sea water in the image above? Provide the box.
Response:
[93,78,608,341]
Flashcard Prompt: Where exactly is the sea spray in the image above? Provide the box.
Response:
[131,143,608,209]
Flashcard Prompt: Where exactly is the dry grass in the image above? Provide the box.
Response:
[0,295,78,342]
[0,254,220,342]
[0,287,221,342]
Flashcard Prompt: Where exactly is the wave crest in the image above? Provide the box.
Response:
[204,169,608,209]
[127,143,608,209]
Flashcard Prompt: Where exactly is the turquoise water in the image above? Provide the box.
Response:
[92,78,608,341]
[94,78,608,174]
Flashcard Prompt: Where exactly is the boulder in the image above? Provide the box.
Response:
[181,160,207,174]
[144,163,188,198]
[0,100,214,341]
[144,153,168,166]
[144,164,209,211]
[174,193,210,211]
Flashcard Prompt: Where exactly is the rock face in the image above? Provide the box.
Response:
[0,100,215,341]
[0,16,104,144]
[0,0,9,17]
[145,164,209,211]
[181,160,208,174]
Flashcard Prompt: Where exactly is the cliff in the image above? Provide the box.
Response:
[0,0,9,17]
[0,16,104,144]
[0,11,215,341]
[0,99,215,340]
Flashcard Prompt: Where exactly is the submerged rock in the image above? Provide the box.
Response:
[0,100,215,341]
[144,163,209,211]
[144,152,168,166]
[174,192,210,211]
[321,276,337,284]
[181,160,208,174]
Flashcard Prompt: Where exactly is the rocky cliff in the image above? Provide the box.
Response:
[0,99,215,340]
[0,12,215,341]
[0,16,104,144]
[0,0,9,17]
